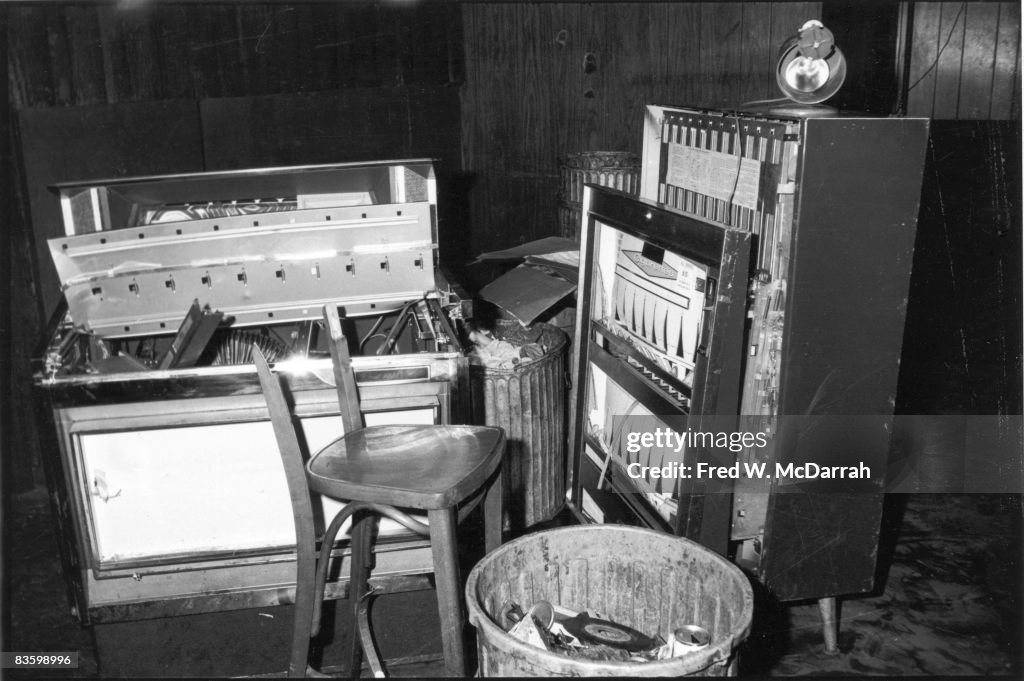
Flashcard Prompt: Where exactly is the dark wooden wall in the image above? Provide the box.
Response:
[907,2,1020,120]
[897,3,1023,419]
[897,120,1022,417]
[460,2,820,256]
[7,2,462,107]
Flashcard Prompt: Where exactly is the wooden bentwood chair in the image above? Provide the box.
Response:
[253,305,505,678]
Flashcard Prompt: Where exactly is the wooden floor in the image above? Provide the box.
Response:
[4,490,1020,677]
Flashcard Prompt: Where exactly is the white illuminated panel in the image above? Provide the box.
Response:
[593,222,708,378]
[79,408,434,566]
[585,363,678,525]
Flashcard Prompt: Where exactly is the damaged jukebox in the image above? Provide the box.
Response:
[33,160,471,624]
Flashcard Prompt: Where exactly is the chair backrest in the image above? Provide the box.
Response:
[252,346,317,569]
[323,304,364,435]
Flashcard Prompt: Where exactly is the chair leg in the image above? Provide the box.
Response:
[483,470,503,553]
[428,507,466,677]
[348,513,373,679]
[289,518,318,678]
[356,591,385,678]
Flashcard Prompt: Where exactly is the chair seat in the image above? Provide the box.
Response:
[307,424,505,511]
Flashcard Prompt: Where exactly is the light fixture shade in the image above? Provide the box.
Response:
[775,20,846,105]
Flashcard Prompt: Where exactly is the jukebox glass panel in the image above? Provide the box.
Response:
[77,407,435,568]
[570,186,750,545]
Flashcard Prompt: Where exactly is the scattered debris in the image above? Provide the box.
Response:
[468,324,556,370]
[498,599,711,663]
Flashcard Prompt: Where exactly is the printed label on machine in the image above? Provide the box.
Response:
[665,144,761,211]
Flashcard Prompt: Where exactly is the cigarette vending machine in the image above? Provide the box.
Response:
[570,105,929,604]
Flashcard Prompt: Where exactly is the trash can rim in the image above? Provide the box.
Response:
[469,323,568,376]
[465,525,754,674]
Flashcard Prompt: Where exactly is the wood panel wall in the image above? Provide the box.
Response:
[7,2,462,108]
[907,2,1020,119]
[460,2,820,256]
[897,121,1022,416]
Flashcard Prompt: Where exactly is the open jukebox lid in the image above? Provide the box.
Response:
[48,160,440,338]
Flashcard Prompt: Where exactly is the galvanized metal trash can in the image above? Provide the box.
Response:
[470,323,568,531]
[466,525,754,677]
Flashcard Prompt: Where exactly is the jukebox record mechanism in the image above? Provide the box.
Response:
[209,329,289,366]
[141,199,298,225]
[157,299,224,370]
[44,319,87,377]
[357,296,458,356]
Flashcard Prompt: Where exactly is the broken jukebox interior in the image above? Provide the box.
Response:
[33,160,470,623]
[569,186,751,546]
[570,105,929,603]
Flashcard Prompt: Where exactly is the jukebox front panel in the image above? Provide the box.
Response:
[52,372,453,619]
[569,186,750,550]
[75,408,437,567]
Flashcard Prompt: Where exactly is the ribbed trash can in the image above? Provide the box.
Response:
[470,323,568,532]
[558,151,641,241]
[466,525,754,677]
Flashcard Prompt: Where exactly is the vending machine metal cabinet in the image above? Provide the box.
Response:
[33,160,471,623]
[572,105,929,604]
